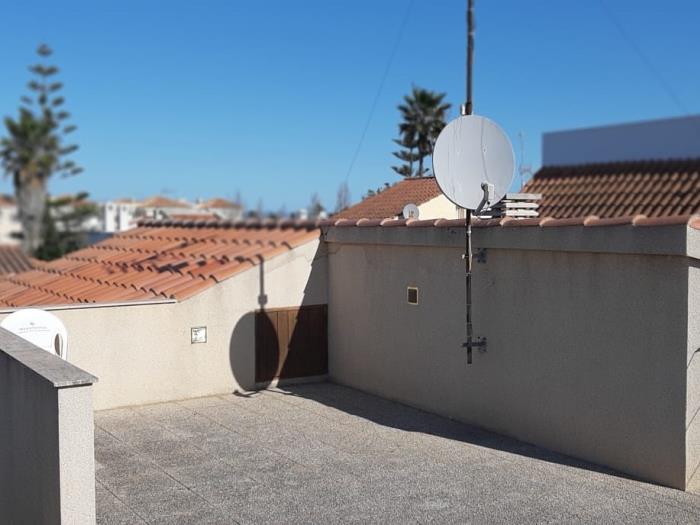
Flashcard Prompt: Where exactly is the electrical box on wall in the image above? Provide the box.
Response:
[191,326,207,344]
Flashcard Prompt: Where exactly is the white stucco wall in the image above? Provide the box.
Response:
[417,195,461,220]
[0,239,326,410]
[687,260,700,491]
[542,115,700,165]
[325,224,697,490]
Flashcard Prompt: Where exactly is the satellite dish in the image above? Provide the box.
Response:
[432,114,515,211]
[1,309,68,360]
[402,203,420,220]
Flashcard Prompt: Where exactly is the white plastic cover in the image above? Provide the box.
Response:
[1,308,68,360]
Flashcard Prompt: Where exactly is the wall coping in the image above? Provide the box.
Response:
[323,223,699,259]
[0,298,176,316]
[0,327,97,388]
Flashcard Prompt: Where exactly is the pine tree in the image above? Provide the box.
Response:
[0,44,82,254]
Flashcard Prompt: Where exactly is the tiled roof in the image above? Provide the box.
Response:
[0,220,319,308]
[322,214,700,229]
[199,198,240,209]
[0,246,34,275]
[334,177,442,220]
[0,194,16,207]
[140,196,192,208]
[169,213,220,222]
[523,159,700,219]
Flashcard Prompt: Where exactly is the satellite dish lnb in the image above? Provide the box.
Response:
[1,309,68,360]
[402,203,420,220]
[432,114,515,211]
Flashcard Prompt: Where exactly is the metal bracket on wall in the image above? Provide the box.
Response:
[462,337,487,364]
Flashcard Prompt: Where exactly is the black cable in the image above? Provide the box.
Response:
[598,0,690,115]
[343,0,414,184]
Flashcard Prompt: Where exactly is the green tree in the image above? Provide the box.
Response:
[35,192,98,261]
[0,44,82,254]
[308,193,325,219]
[392,86,450,178]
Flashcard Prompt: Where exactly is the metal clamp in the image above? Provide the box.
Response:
[462,337,487,364]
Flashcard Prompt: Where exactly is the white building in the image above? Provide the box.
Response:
[196,198,243,221]
[0,195,21,245]
[542,114,700,166]
[103,198,140,233]
[333,177,463,221]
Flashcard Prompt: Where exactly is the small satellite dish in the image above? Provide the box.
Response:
[402,203,420,220]
[432,114,515,211]
[1,309,68,360]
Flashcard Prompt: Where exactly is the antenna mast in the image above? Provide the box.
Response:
[518,131,533,190]
[461,0,485,365]
[433,0,513,365]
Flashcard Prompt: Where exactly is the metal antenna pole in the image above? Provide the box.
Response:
[462,0,475,364]
[465,0,474,116]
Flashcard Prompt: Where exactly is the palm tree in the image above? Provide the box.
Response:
[0,44,82,254]
[392,86,450,177]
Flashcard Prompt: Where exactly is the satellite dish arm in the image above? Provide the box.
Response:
[474,182,495,215]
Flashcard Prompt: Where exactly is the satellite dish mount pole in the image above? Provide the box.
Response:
[461,0,486,364]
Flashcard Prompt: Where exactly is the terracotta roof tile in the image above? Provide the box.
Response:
[0,221,319,308]
[0,246,34,275]
[324,214,700,231]
[198,198,241,209]
[524,159,700,219]
[334,177,443,220]
[140,196,192,208]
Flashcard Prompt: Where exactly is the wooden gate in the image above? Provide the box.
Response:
[255,304,328,383]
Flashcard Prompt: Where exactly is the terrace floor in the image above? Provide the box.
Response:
[95,382,700,524]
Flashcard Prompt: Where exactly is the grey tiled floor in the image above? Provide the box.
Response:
[95,383,700,524]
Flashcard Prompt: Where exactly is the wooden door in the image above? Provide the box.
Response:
[255,304,327,383]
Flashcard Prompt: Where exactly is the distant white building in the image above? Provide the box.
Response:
[196,198,243,221]
[103,198,140,233]
[136,196,194,221]
[103,196,245,232]
[542,114,700,166]
[0,195,20,245]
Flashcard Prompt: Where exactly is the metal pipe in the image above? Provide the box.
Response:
[465,0,474,116]
[465,208,473,364]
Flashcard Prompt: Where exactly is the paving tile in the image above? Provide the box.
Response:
[95,383,700,524]
[165,459,243,488]
[99,466,184,500]
[118,487,209,522]
[189,477,259,506]
[147,506,242,525]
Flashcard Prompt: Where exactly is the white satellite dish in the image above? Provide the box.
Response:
[432,114,515,211]
[402,203,420,220]
[1,309,68,360]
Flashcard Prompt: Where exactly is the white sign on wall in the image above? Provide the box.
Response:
[191,326,207,344]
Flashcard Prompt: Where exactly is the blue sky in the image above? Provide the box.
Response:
[0,0,698,212]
